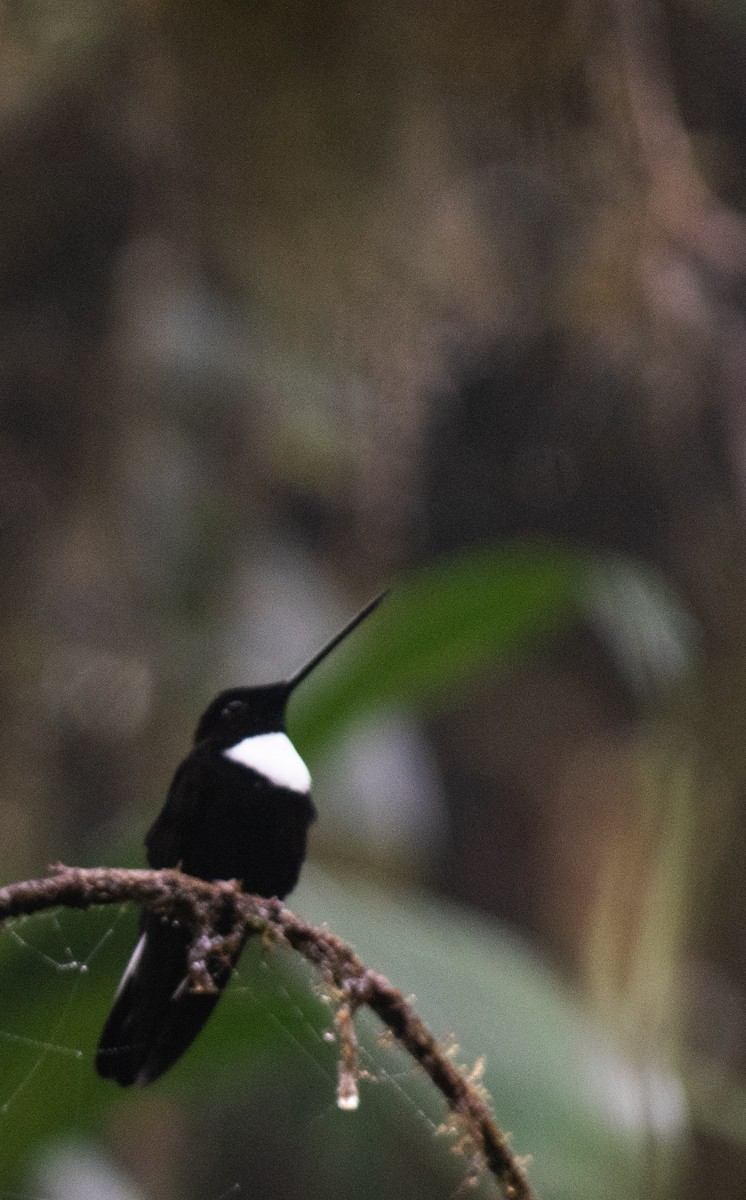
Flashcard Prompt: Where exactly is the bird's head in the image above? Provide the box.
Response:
[193,590,386,747]
[194,683,290,744]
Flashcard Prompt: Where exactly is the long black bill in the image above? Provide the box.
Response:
[286,590,387,693]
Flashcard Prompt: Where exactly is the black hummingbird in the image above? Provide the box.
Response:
[96,593,385,1086]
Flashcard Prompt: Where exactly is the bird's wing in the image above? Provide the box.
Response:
[144,754,201,868]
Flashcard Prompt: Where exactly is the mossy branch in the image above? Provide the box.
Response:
[0,864,538,1200]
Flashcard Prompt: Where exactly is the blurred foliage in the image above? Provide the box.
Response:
[3,0,746,1197]
[0,872,677,1199]
[290,542,584,755]
[0,541,691,1198]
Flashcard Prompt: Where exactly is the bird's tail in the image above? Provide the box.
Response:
[95,913,244,1086]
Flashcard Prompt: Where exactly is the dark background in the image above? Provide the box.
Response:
[2,1,746,1197]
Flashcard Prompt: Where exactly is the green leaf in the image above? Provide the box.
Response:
[0,873,683,1198]
[289,542,583,756]
[291,867,684,1200]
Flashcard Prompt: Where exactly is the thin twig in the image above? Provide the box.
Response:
[334,1000,360,1112]
[0,865,538,1200]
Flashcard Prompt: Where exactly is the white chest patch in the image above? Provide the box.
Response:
[224,732,312,794]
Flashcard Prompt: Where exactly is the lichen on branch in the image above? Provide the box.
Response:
[0,864,537,1200]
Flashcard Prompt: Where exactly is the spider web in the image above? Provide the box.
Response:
[232,944,445,1138]
[0,910,116,1112]
[0,907,493,1200]
[0,904,129,1198]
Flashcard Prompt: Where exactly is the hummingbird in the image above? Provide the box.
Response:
[96,593,385,1086]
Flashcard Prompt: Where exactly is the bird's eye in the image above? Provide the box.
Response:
[221,699,244,718]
